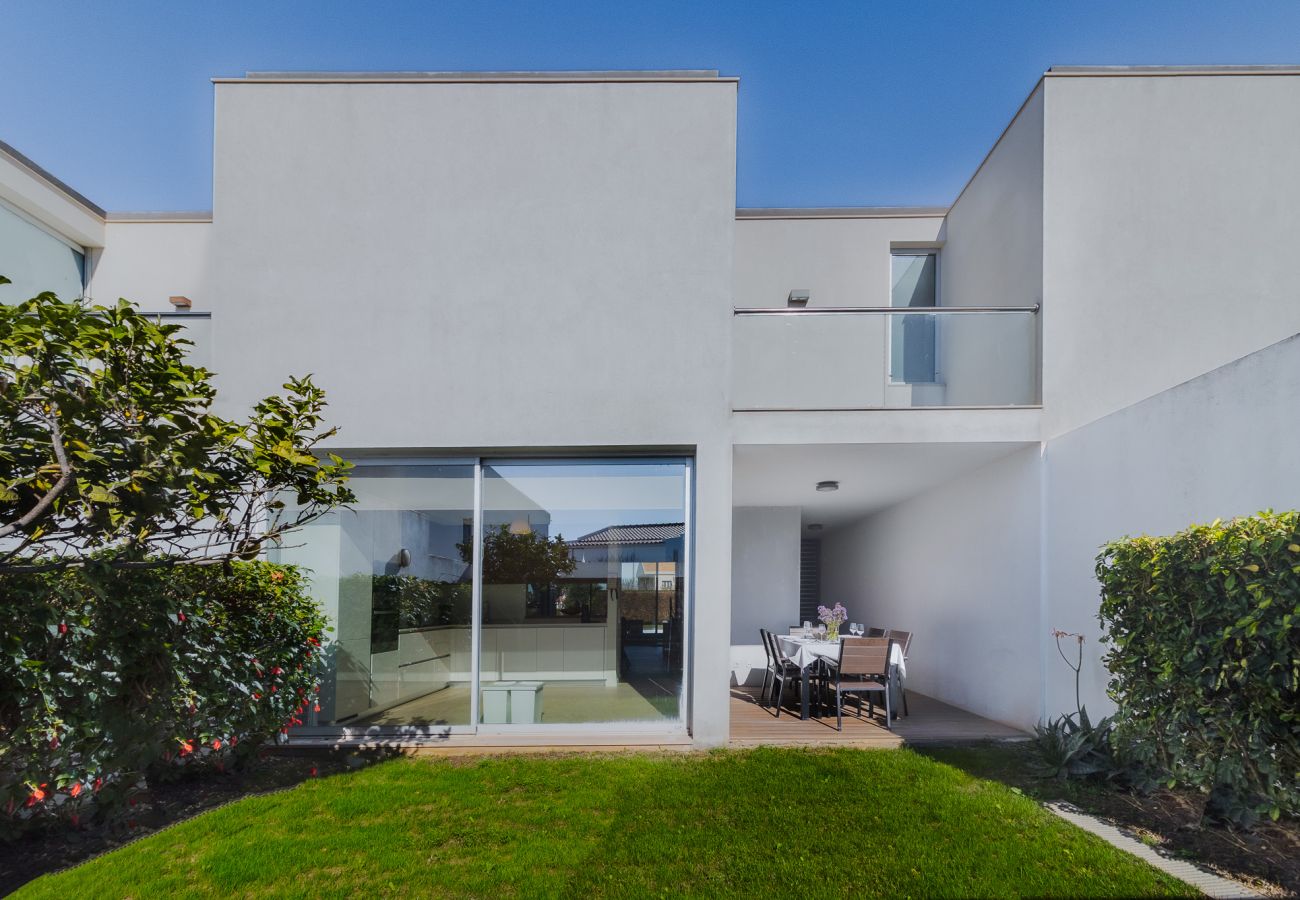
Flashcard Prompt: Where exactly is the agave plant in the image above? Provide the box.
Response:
[1030,707,1116,780]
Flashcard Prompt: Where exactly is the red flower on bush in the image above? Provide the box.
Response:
[179,740,194,756]
[177,612,186,623]
[57,622,68,635]
[309,766,318,778]
[25,787,46,807]
[212,739,222,750]
[69,782,82,798]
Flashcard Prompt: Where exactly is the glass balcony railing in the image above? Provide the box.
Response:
[732,305,1040,410]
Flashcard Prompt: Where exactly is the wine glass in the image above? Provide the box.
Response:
[853,623,863,637]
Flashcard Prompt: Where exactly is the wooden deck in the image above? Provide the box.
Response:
[282,689,1027,758]
[728,686,1027,748]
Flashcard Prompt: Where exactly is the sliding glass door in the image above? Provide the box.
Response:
[479,460,688,727]
[277,462,476,731]
[278,456,690,735]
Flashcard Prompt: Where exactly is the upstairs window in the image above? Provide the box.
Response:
[889,249,938,383]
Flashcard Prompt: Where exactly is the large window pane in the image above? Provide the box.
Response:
[276,463,475,728]
[480,460,687,725]
[0,200,85,303]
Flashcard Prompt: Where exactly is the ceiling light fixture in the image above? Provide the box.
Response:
[816,480,839,492]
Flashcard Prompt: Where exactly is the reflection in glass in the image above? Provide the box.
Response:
[275,464,474,728]
[480,461,687,725]
[0,200,85,303]
[890,251,938,384]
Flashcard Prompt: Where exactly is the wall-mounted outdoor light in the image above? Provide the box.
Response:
[815,480,839,492]
[787,289,810,308]
[397,548,412,568]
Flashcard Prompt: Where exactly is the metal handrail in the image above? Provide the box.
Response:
[733,304,1040,316]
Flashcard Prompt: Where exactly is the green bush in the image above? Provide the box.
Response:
[1097,510,1300,825]
[0,561,326,835]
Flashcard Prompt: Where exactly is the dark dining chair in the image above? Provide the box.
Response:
[885,629,912,716]
[821,636,894,731]
[758,628,778,702]
[865,627,886,637]
[768,631,804,717]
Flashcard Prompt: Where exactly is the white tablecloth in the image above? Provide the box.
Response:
[776,635,906,679]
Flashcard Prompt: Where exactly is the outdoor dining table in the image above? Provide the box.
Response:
[775,634,907,721]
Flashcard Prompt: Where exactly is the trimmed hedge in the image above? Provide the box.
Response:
[0,561,325,835]
[1097,510,1300,823]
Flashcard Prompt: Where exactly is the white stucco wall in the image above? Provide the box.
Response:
[90,220,212,310]
[1042,72,1300,438]
[1042,332,1300,717]
[728,506,801,685]
[939,84,1043,407]
[820,445,1043,729]
[733,214,945,309]
[209,77,738,744]
[731,214,945,411]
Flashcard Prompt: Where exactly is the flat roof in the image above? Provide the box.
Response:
[736,207,947,220]
[218,69,735,84]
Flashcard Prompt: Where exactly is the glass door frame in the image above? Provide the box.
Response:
[299,454,693,741]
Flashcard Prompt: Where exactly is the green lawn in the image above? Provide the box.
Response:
[17,748,1190,899]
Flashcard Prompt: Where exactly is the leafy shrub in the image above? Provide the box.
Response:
[0,561,325,835]
[1097,510,1300,825]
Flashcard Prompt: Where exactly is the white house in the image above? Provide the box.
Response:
[3,66,1298,746]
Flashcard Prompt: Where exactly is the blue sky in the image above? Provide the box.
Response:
[3,1,1299,211]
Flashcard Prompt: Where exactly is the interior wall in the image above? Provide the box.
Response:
[728,506,801,685]
[1042,332,1300,717]
[820,446,1043,729]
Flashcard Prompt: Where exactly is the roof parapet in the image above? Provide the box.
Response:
[737,206,947,220]
[217,70,734,84]
[1046,64,1300,77]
